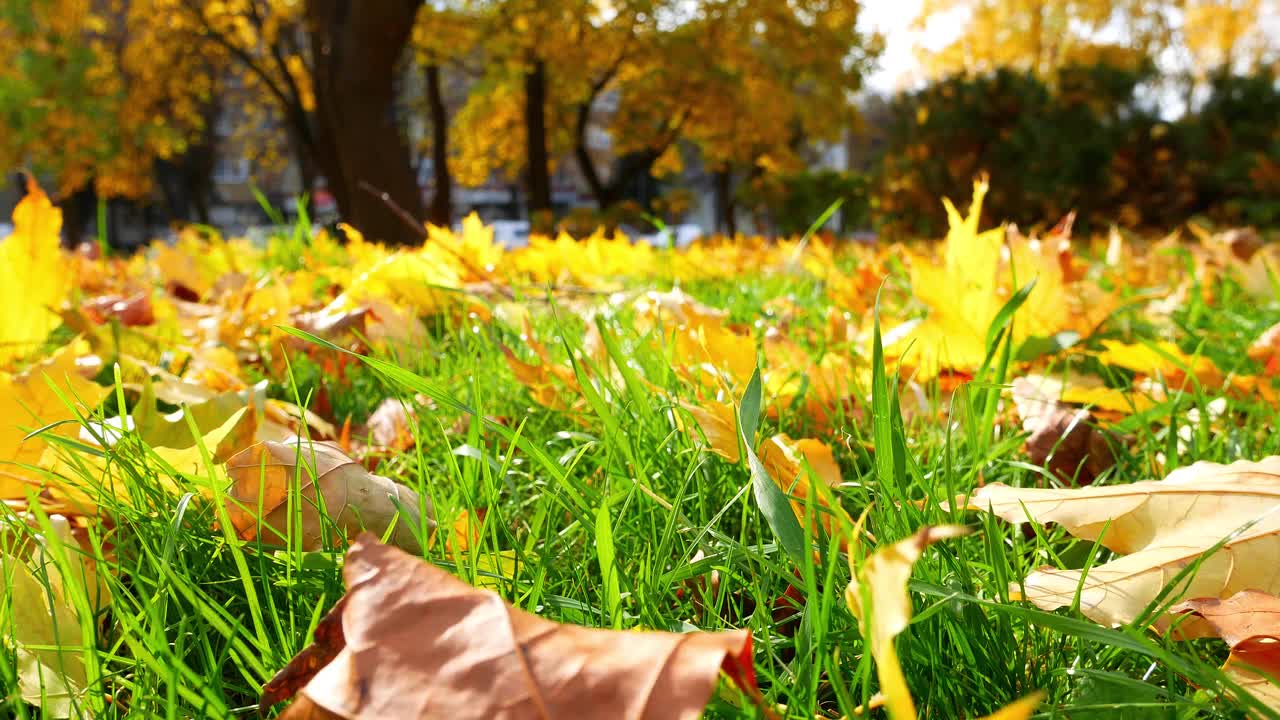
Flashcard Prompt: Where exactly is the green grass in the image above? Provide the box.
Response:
[3,237,1280,718]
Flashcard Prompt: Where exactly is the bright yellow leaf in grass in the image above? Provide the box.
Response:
[977,693,1045,719]
[891,179,1007,379]
[5,546,88,717]
[428,213,504,274]
[150,227,249,300]
[846,525,970,719]
[1096,340,1218,382]
[679,398,741,463]
[1007,228,1115,339]
[344,250,465,315]
[0,182,72,366]
[892,179,1113,380]
[1018,373,1156,417]
[0,343,110,499]
[1095,339,1271,401]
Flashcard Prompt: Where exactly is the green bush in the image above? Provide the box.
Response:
[872,65,1280,237]
[739,168,872,236]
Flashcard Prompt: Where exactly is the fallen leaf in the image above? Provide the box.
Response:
[81,292,155,327]
[1,514,107,718]
[262,534,758,720]
[967,457,1280,631]
[1,342,112,498]
[1249,322,1280,377]
[363,398,416,451]
[977,692,1045,720]
[846,525,970,720]
[758,435,851,538]
[0,181,73,365]
[1096,340,1219,386]
[1012,377,1118,485]
[1172,590,1280,713]
[260,595,350,712]
[681,398,741,462]
[223,440,433,552]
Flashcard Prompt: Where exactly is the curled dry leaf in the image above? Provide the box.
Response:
[263,534,758,720]
[967,457,1280,632]
[1172,590,1280,712]
[844,525,1042,720]
[1012,376,1118,485]
[81,292,155,327]
[223,440,432,553]
[846,525,970,720]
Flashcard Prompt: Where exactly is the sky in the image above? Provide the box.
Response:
[858,0,961,94]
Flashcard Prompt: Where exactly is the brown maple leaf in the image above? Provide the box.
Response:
[261,534,759,720]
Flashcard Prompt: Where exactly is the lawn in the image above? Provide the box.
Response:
[5,181,1280,719]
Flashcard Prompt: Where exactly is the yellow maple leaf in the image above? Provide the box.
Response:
[893,179,1113,380]
[0,182,73,366]
[891,178,1007,378]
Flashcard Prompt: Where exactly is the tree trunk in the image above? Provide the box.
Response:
[524,59,552,217]
[714,168,736,236]
[574,101,611,208]
[307,0,425,245]
[425,63,452,227]
[58,184,97,249]
[289,128,317,213]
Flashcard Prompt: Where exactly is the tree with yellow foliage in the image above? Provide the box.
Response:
[410,7,484,227]
[451,0,878,227]
[1180,0,1278,87]
[912,0,1171,78]
[0,0,218,237]
[139,0,428,244]
[913,0,1278,96]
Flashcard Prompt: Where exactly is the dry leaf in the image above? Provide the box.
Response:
[846,525,970,720]
[262,534,758,720]
[681,398,741,462]
[81,292,155,327]
[1012,377,1118,485]
[968,457,1280,631]
[1172,590,1280,713]
[261,595,350,712]
[1,342,112,498]
[362,398,416,451]
[758,435,851,538]
[1,515,108,717]
[223,440,432,552]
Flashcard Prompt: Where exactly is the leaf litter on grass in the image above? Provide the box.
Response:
[1,178,1280,717]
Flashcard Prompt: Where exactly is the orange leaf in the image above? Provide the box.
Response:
[1172,590,1280,712]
